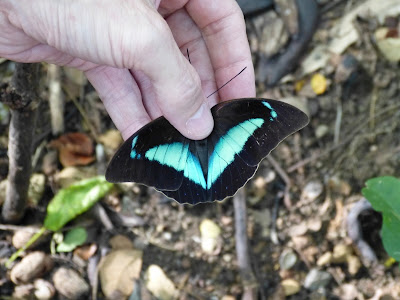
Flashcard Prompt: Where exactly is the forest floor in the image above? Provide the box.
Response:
[1,0,400,299]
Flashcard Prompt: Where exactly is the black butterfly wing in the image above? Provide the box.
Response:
[204,98,309,201]
[106,98,309,205]
[105,117,189,191]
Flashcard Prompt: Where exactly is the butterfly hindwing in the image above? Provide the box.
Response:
[105,98,309,204]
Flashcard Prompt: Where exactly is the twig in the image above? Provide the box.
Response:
[1,63,40,223]
[333,97,342,145]
[233,189,258,299]
[0,224,43,233]
[267,155,292,209]
[47,64,64,135]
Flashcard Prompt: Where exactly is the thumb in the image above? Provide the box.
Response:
[134,11,214,140]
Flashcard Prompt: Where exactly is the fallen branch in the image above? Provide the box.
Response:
[1,63,41,223]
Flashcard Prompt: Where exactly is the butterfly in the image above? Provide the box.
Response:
[105,98,308,204]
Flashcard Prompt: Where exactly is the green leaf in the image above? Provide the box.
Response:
[44,176,113,231]
[56,227,88,253]
[362,176,400,261]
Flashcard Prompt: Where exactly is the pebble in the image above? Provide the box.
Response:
[281,278,301,296]
[109,235,134,250]
[200,219,221,254]
[307,218,322,232]
[28,173,46,205]
[279,249,298,270]
[347,255,361,275]
[12,227,41,249]
[317,252,333,266]
[13,284,33,299]
[10,252,53,284]
[339,283,358,300]
[315,124,329,139]
[301,181,324,202]
[332,244,353,263]
[304,269,332,291]
[34,279,55,300]
[145,264,179,300]
[289,223,308,237]
[53,267,89,299]
[221,296,236,300]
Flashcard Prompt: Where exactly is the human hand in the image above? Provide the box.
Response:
[0,0,255,140]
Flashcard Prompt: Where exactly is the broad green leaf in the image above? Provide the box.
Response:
[362,176,400,261]
[381,213,400,261]
[44,176,113,231]
[362,176,400,213]
[57,227,88,253]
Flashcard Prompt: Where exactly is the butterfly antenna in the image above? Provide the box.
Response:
[207,67,247,98]
[187,48,191,64]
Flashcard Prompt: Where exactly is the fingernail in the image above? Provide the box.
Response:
[186,103,214,139]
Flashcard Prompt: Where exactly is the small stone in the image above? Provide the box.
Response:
[109,235,133,250]
[307,218,322,232]
[10,252,53,284]
[221,296,236,300]
[223,254,233,263]
[347,255,361,275]
[301,181,323,203]
[163,232,172,241]
[304,269,332,291]
[289,223,308,237]
[281,279,301,296]
[315,125,329,139]
[42,150,58,175]
[12,226,41,249]
[13,284,34,299]
[291,236,311,250]
[279,249,297,270]
[309,290,327,300]
[317,252,333,266]
[145,265,179,300]
[53,267,89,299]
[339,283,358,300]
[34,279,55,300]
[200,219,221,254]
[27,173,46,205]
[332,244,353,263]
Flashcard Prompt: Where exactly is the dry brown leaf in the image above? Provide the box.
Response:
[50,132,94,167]
[73,244,97,261]
[99,249,143,299]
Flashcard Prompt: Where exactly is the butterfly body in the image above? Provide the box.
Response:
[106,98,308,204]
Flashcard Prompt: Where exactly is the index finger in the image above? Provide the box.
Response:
[186,0,255,101]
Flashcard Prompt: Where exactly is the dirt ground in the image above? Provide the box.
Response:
[1,0,400,299]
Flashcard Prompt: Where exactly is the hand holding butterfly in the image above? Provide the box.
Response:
[0,0,255,140]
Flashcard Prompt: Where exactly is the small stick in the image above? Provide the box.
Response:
[267,155,292,209]
[233,189,258,299]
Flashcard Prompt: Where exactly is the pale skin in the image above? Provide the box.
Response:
[0,0,255,141]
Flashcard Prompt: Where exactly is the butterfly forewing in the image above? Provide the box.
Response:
[106,117,188,191]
